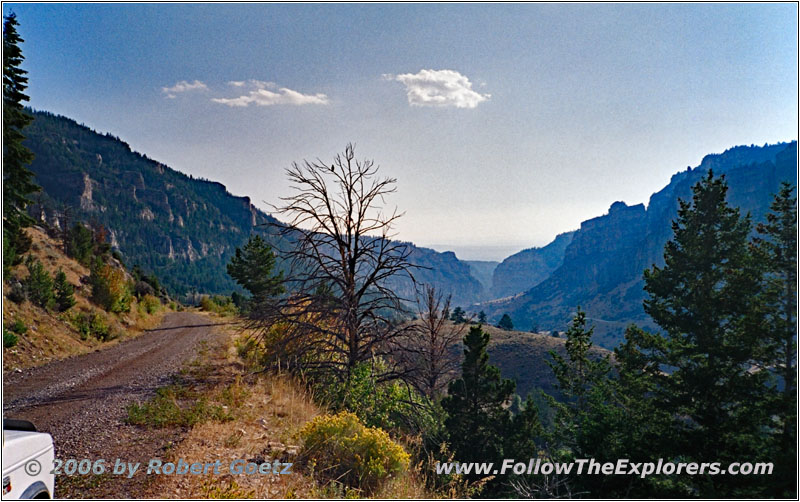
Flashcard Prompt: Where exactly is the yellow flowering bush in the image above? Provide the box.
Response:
[299,411,410,493]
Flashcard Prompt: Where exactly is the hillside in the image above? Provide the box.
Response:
[22,110,484,305]
[484,142,797,348]
[433,321,611,400]
[2,226,168,373]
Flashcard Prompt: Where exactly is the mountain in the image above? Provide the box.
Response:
[490,230,576,299]
[22,110,484,303]
[483,141,797,348]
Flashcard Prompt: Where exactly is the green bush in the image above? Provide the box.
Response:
[317,359,436,433]
[299,411,410,494]
[3,329,19,348]
[199,295,237,316]
[24,256,55,310]
[11,319,27,335]
[71,312,113,341]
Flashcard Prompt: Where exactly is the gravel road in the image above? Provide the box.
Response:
[3,312,226,498]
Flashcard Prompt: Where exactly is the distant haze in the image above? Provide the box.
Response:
[425,244,530,262]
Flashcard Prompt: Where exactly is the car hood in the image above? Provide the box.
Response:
[2,430,54,474]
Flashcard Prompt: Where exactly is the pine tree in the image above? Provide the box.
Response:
[442,325,515,487]
[497,313,514,331]
[24,256,54,310]
[3,13,39,266]
[226,235,283,304]
[638,171,770,496]
[54,268,76,312]
[449,306,466,323]
[753,182,797,497]
[544,309,612,469]
[477,310,487,323]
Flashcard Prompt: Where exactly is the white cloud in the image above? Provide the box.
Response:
[161,80,208,98]
[388,69,490,109]
[213,80,329,107]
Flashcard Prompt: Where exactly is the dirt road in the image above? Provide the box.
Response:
[3,312,226,497]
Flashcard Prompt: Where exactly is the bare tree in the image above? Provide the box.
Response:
[251,143,416,380]
[508,448,584,498]
[398,285,469,399]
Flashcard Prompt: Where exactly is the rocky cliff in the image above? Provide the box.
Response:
[484,141,797,348]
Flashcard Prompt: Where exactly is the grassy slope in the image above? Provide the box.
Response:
[2,226,167,373]
[479,323,611,399]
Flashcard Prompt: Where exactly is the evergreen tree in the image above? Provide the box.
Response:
[65,223,93,265]
[442,325,515,489]
[53,268,76,311]
[477,310,487,323]
[753,182,797,497]
[545,309,612,462]
[3,13,38,267]
[497,313,514,331]
[638,171,770,496]
[449,306,466,323]
[24,256,54,310]
[226,235,283,304]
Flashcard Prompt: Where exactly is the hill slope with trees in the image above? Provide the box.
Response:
[21,110,484,303]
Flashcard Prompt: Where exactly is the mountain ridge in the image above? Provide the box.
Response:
[483,140,797,347]
[22,110,484,304]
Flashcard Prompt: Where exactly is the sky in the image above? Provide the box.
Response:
[4,3,798,261]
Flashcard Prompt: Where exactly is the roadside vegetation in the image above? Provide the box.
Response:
[2,225,175,372]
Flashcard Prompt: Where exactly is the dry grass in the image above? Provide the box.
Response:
[3,226,168,373]
[148,321,322,498]
[149,321,436,499]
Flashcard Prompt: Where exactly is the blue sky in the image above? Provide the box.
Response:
[4,3,798,260]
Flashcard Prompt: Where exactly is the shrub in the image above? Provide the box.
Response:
[139,294,161,315]
[11,319,27,335]
[199,295,237,316]
[25,256,55,310]
[90,262,132,313]
[316,360,436,432]
[71,312,113,341]
[54,269,76,312]
[3,329,18,348]
[299,411,410,493]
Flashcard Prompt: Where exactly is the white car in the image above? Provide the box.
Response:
[2,420,55,499]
